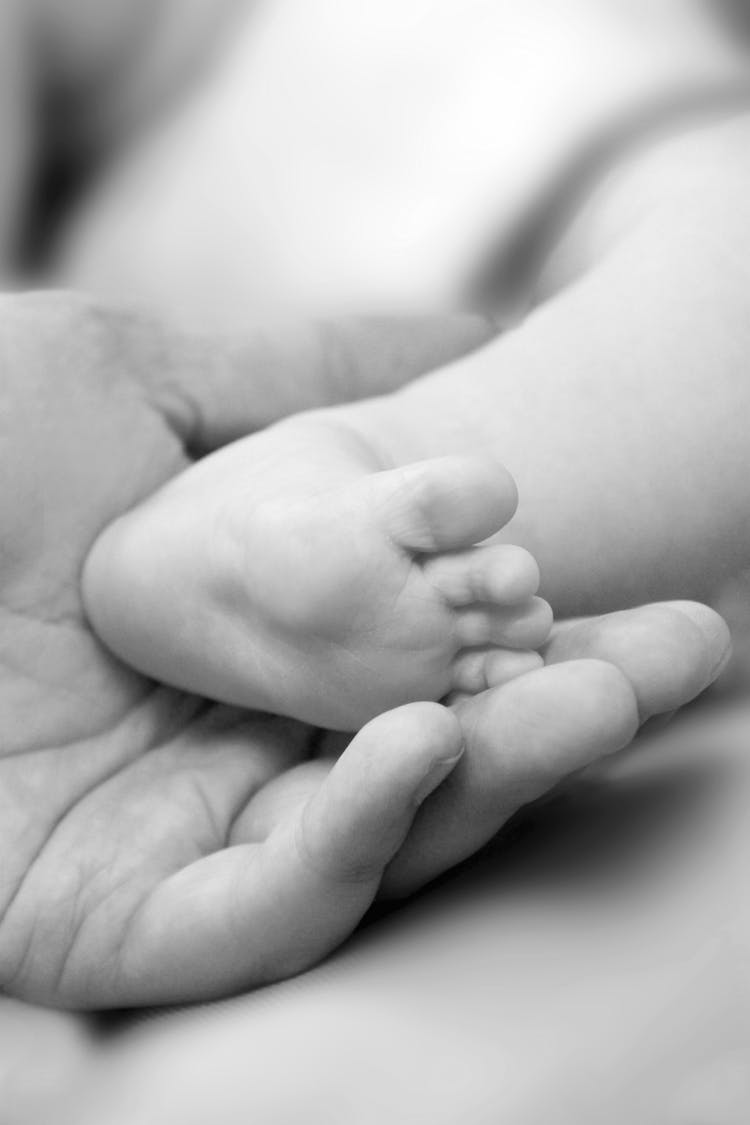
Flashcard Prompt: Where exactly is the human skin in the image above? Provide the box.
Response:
[0,292,728,1008]
[313,110,750,617]
[46,4,750,625]
[79,109,750,722]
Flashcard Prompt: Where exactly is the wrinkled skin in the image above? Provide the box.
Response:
[0,293,728,1009]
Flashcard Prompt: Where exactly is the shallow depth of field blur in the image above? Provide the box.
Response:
[46,0,741,326]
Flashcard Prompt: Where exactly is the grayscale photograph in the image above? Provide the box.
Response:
[1,2,749,1122]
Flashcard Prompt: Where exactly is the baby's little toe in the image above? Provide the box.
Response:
[451,648,544,695]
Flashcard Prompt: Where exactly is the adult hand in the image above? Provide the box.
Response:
[0,293,729,1007]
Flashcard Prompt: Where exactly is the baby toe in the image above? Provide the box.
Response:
[456,596,553,649]
[451,648,544,695]
[373,456,517,553]
[424,543,540,606]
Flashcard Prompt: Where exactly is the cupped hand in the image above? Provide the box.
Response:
[0,293,729,1009]
[0,292,492,1007]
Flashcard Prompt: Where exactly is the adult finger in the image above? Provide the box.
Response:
[543,601,732,720]
[95,299,496,449]
[382,660,638,898]
[116,704,463,1006]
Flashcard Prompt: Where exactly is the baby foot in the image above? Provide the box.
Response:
[83,420,551,728]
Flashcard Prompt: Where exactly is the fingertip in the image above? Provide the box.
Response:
[662,601,733,680]
[544,604,729,721]
[355,701,463,758]
[361,702,466,807]
[300,703,464,884]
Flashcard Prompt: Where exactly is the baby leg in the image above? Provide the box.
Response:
[328,117,750,617]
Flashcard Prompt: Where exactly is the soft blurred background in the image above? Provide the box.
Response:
[27,0,749,322]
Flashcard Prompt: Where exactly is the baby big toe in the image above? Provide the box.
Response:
[456,596,553,650]
[373,455,518,553]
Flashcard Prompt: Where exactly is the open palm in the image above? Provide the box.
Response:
[0,294,728,1009]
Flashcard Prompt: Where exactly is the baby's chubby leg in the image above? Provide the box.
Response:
[83,419,551,730]
[310,113,750,617]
